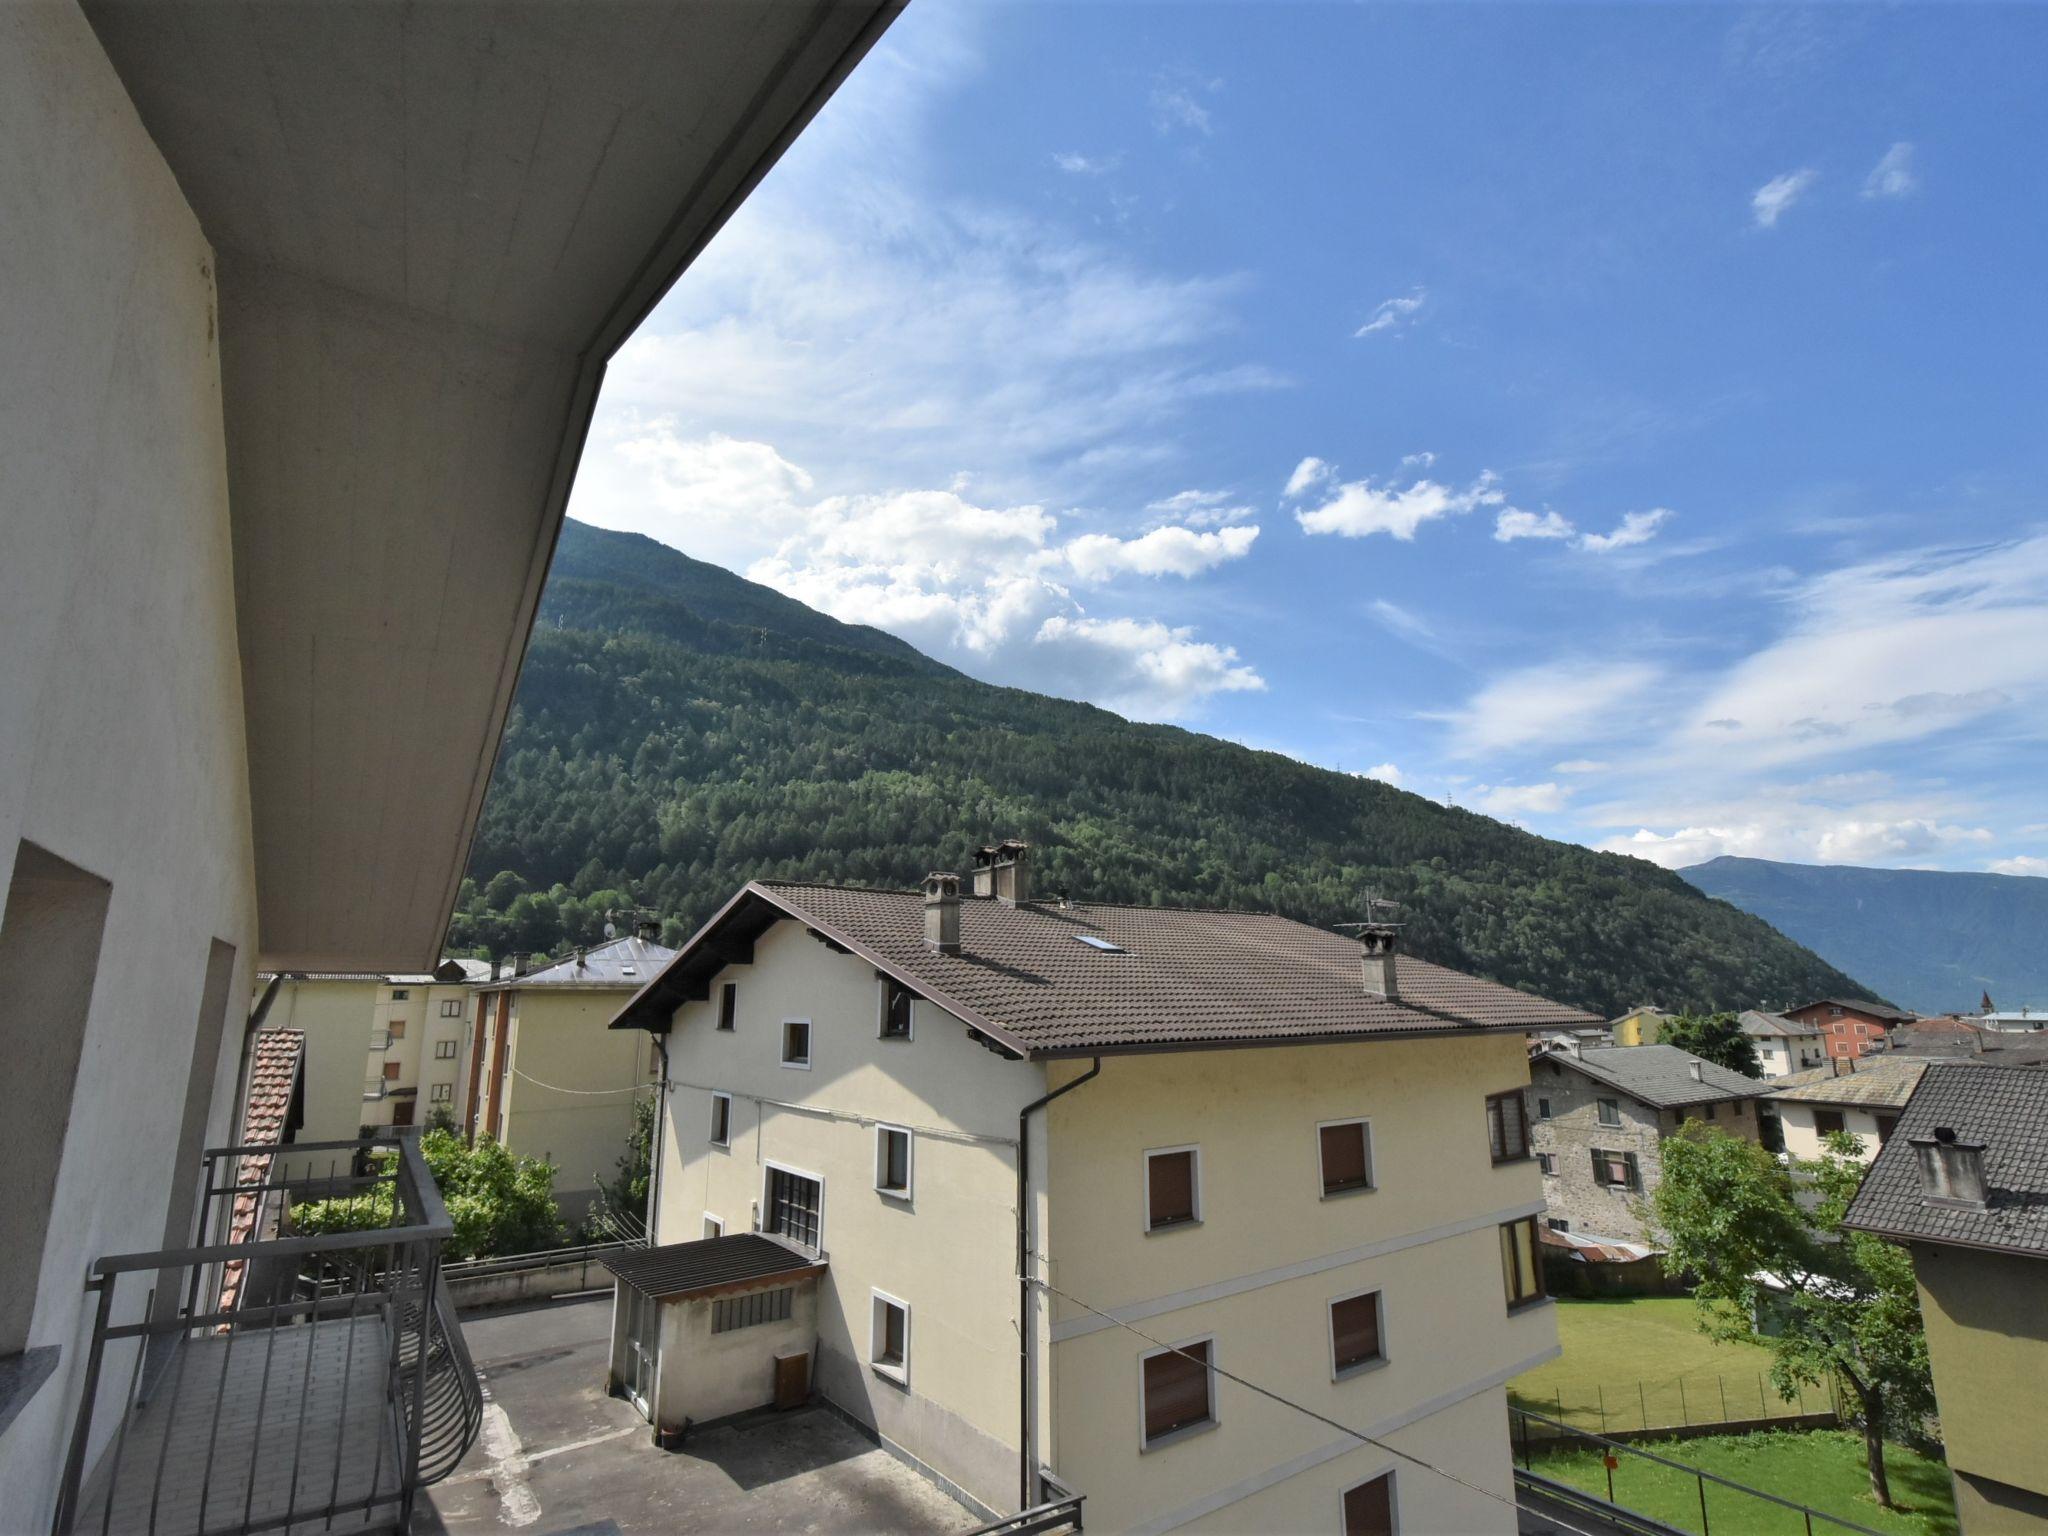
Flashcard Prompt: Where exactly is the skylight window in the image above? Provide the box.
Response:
[1076,935,1125,953]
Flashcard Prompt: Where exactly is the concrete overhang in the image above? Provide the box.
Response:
[81,0,902,971]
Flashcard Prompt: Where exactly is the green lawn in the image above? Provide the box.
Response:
[1530,1429,1956,1536]
[1510,1296,1829,1431]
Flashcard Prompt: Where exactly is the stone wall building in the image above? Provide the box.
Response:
[1529,1045,1768,1245]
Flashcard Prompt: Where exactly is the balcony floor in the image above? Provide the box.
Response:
[78,1316,402,1536]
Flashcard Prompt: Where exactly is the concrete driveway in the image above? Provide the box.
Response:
[423,1296,979,1536]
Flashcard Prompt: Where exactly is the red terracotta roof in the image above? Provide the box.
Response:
[218,1030,304,1314]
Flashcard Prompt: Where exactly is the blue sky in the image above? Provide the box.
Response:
[569,2,2048,876]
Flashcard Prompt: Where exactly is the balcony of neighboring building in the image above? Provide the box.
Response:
[53,1137,481,1536]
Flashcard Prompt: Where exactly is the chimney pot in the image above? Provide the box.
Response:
[972,840,1032,905]
[923,872,962,955]
[1358,925,1400,1000]
[1688,1059,1704,1081]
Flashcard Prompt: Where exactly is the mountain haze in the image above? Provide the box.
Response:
[1681,856,2048,1015]
[450,520,1874,1017]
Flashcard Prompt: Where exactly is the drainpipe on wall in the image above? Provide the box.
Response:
[1016,1056,1101,1511]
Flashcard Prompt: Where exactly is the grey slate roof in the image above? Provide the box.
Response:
[484,935,676,992]
[1768,1057,1927,1109]
[1740,1009,1820,1039]
[1551,1045,1769,1108]
[1843,1064,2048,1257]
[613,880,1601,1057]
[605,1233,825,1300]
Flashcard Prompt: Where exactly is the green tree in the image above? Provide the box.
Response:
[1652,1127,1933,1508]
[292,1129,564,1260]
[1658,1011,1763,1078]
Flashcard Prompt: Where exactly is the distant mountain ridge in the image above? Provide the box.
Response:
[450,519,1877,1017]
[1680,856,2048,1015]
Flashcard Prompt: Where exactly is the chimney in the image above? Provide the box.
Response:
[511,952,530,979]
[923,872,962,955]
[1688,1059,1704,1082]
[1358,925,1400,1001]
[1912,1126,1989,1210]
[972,839,1032,905]
[635,917,661,943]
[574,945,587,969]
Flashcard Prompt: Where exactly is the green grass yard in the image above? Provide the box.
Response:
[1530,1430,1956,1536]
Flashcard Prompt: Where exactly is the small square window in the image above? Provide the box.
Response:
[717,981,738,1032]
[703,1214,724,1240]
[1141,1338,1214,1446]
[1546,1216,1570,1232]
[1536,1152,1557,1177]
[390,989,410,1002]
[1342,1471,1396,1536]
[710,1091,732,1147]
[875,1125,913,1199]
[1814,1108,1846,1136]
[880,979,915,1040]
[429,1083,452,1103]
[1318,1120,1373,1197]
[1144,1147,1200,1232]
[434,1039,458,1060]
[870,1291,910,1385]
[440,998,463,1018]
[1596,1097,1621,1128]
[383,1062,401,1082]
[1329,1291,1384,1376]
[387,1019,406,1040]
[781,1020,811,1069]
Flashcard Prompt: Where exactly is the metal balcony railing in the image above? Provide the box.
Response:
[368,1029,391,1052]
[52,1137,482,1536]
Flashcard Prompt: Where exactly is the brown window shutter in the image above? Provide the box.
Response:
[1320,1124,1369,1192]
[1148,1151,1195,1227]
[1143,1342,1210,1440]
[1331,1294,1381,1370]
[1343,1473,1394,1536]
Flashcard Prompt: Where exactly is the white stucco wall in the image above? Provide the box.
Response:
[0,5,259,1525]
[499,987,654,1219]
[653,1282,821,1430]
[1775,1101,1892,1164]
[657,917,1045,1515]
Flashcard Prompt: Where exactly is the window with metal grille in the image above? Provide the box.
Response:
[1141,1339,1213,1444]
[1343,1471,1395,1536]
[1318,1120,1372,1196]
[1590,1148,1639,1190]
[717,981,737,1031]
[881,980,914,1039]
[712,1286,794,1334]
[1329,1291,1383,1375]
[767,1167,821,1249]
[1145,1148,1198,1231]
[875,1126,911,1198]
[1486,1091,1529,1162]
[1500,1215,1543,1308]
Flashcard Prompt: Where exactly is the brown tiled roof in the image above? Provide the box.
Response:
[219,1030,305,1314]
[1843,1064,2048,1257]
[1790,996,1917,1024]
[614,881,1599,1056]
[1768,1057,1927,1110]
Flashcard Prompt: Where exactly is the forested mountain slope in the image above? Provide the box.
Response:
[450,520,1874,1016]
[1683,856,2048,1015]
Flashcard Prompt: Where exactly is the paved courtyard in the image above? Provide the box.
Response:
[421,1296,979,1536]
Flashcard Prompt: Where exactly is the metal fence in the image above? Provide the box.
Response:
[1511,1409,1886,1536]
[1509,1369,1839,1437]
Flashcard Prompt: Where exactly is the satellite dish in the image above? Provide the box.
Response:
[604,920,618,939]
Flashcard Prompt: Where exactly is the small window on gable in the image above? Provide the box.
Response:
[781,1019,811,1069]
[881,979,914,1040]
[1318,1120,1372,1197]
[717,981,738,1031]
[1343,1471,1396,1536]
[1596,1097,1622,1128]
[871,1291,910,1384]
[709,1091,732,1147]
[876,1125,912,1199]
[1145,1147,1199,1232]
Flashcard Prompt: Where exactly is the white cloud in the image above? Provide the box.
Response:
[1150,71,1219,137]
[1495,508,1574,543]
[1061,524,1259,582]
[1554,759,1610,774]
[1576,508,1675,553]
[1361,763,1404,787]
[1032,616,1264,717]
[1991,855,2048,877]
[1862,142,1917,200]
[1146,488,1256,528]
[1296,470,1506,541]
[1473,782,1570,818]
[1283,456,1333,498]
[1369,599,1437,649]
[1053,151,1119,176]
[1752,168,1818,228]
[1400,451,1437,470]
[1441,660,1661,756]
[1355,287,1428,338]
[1600,815,1995,871]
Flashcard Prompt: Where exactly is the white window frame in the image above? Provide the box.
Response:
[874,1123,914,1202]
[440,998,463,1018]
[428,1082,453,1103]
[1326,1286,1388,1381]
[780,1017,812,1070]
[1536,1151,1557,1177]
[1337,1468,1400,1536]
[1315,1116,1375,1199]
[760,1159,826,1250]
[869,1288,911,1386]
[709,1090,733,1148]
[1137,1332,1218,1450]
[1142,1143,1203,1234]
[703,1213,724,1240]
[433,1039,459,1060]
[877,977,915,1042]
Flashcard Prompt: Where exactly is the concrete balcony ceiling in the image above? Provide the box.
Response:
[80,0,902,971]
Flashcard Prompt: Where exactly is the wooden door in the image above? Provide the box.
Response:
[773,1351,809,1410]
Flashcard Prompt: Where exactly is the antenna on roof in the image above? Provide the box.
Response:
[1334,893,1403,933]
